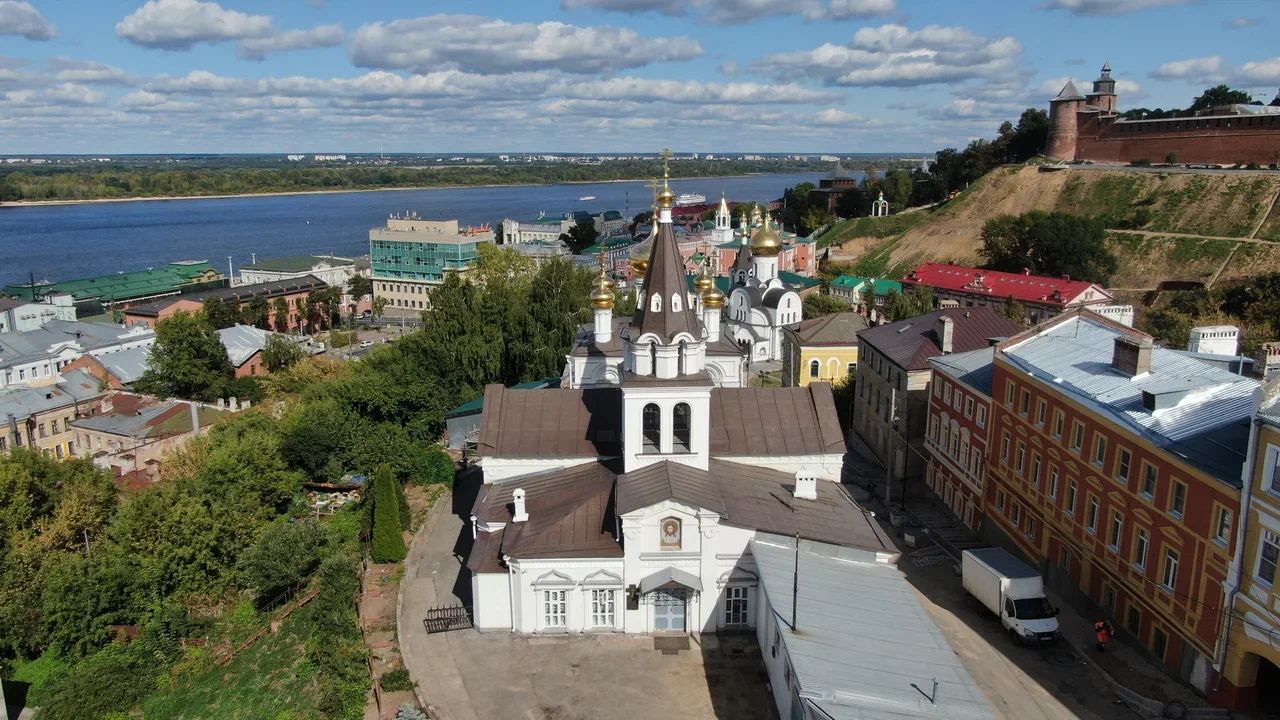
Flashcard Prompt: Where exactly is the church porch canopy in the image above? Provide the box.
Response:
[639,566,704,594]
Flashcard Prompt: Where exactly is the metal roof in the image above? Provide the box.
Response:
[785,312,867,347]
[858,308,1020,372]
[750,536,997,720]
[1001,313,1257,484]
[617,460,726,516]
[0,321,154,368]
[241,255,353,273]
[216,324,276,367]
[97,346,152,384]
[0,369,104,422]
[927,347,995,396]
[708,385,846,457]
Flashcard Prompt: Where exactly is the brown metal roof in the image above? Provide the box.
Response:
[709,385,846,457]
[617,461,726,515]
[476,384,621,458]
[472,462,617,522]
[710,459,885,550]
[632,221,701,342]
[466,527,506,573]
[785,312,867,347]
[856,307,1020,372]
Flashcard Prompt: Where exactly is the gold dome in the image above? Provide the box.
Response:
[701,283,726,309]
[628,207,657,274]
[590,254,615,309]
[750,211,782,257]
[749,204,763,227]
[656,178,676,209]
[693,269,714,294]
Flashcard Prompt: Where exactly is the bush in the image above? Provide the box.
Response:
[1130,158,1152,167]
[420,448,456,487]
[238,520,329,606]
[370,467,406,563]
[380,668,416,692]
[397,703,429,720]
[1165,151,1179,164]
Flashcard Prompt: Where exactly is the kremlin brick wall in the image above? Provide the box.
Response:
[1074,112,1280,165]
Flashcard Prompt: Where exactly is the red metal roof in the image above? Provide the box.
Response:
[902,263,1102,307]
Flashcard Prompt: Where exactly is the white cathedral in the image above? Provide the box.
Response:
[724,203,803,364]
[466,168,869,638]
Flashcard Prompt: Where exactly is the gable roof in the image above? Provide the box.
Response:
[617,461,726,515]
[126,276,328,317]
[786,312,867,347]
[0,368,104,422]
[903,263,1109,307]
[217,324,277,367]
[857,307,1020,372]
[3,261,221,303]
[476,384,621,458]
[831,275,902,295]
[708,385,846,456]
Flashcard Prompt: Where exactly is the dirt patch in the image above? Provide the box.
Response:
[1107,233,1236,287]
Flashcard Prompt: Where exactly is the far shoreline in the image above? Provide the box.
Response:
[0,171,833,209]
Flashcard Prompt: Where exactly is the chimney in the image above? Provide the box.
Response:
[190,401,200,436]
[512,488,529,522]
[100,396,114,414]
[793,472,817,501]
[1112,337,1153,377]
[936,315,954,355]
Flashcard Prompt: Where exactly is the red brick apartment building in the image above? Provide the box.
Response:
[985,310,1257,694]
[924,347,996,533]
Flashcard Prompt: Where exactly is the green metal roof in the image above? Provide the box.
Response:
[682,272,819,294]
[578,237,637,255]
[445,377,562,418]
[3,261,222,303]
[831,275,902,294]
[242,255,351,273]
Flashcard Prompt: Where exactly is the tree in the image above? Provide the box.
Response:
[1190,84,1254,112]
[238,520,328,606]
[201,297,240,330]
[632,210,652,227]
[979,211,1118,285]
[242,296,269,329]
[883,287,934,322]
[270,296,290,333]
[1165,151,1180,165]
[262,334,304,372]
[561,220,599,254]
[1144,308,1195,349]
[348,275,373,304]
[997,296,1027,328]
[133,310,235,402]
[372,295,389,320]
[370,466,406,563]
[421,448,456,487]
[803,293,848,320]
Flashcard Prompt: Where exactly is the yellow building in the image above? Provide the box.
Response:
[0,368,104,459]
[782,312,866,387]
[1219,376,1280,711]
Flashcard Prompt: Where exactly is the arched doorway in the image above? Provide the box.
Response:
[1255,653,1280,712]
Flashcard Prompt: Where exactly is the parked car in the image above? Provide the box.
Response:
[962,548,1060,644]
[359,340,375,348]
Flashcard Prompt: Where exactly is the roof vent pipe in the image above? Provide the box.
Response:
[512,488,529,523]
[1112,337,1153,377]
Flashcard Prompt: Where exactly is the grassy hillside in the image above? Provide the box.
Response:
[827,166,1280,287]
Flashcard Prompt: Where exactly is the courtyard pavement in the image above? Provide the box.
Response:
[398,470,778,720]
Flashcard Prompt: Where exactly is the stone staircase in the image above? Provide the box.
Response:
[903,499,986,560]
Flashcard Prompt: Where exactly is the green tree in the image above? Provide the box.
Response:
[348,275,373,303]
[997,296,1028,328]
[370,467,406,563]
[242,296,270,329]
[632,210,652,227]
[979,211,1118,285]
[372,295,389,320]
[803,292,848,320]
[133,310,235,402]
[1144,308,1195,348]
[421,448,456,487]
[561,220,600,254]
[1190,84,1254,112]
[201,297,240,330]
[262,334,304,372]
[883,287,935,322]
[272,297,291,332]
[238,520,328,606]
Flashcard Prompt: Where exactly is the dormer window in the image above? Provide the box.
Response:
[671,294,682,312]
[650,294,662,313]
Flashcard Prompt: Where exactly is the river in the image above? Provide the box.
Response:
[0,172,837,287]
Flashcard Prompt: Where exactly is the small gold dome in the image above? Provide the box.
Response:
[750,212,782,257]
[628,213,656,274]
[701,283,726,309]
[590,255,615,310]
[750,204,763,227]
[657,179,676,209]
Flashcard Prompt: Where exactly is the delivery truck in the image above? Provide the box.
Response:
[962,548,1061,644]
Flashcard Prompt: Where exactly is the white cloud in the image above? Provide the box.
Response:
[237,24,344,60]
[116,0,274,50]
[559,0,688,14]
[348,15,702,75]
[48,57,133,86]
[557,77,842,104]
[1041,0,1192,15]
[1041,75,1147,102]
[0,0,56,40]
[701,0,895,23]
[718,60,741,76]
[1225,17,1261,29]
[5,82,105,106]
[1238,57,1280,85]
[753,23,1021,87]
[1149,55,1225,82]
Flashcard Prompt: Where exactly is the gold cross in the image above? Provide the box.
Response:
[660,147,673,178]
[644,177,660,202]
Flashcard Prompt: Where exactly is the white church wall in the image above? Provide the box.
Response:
[473,572,512,631]
[621,385,711,472]
[509,558,626,634]
[480,456,598,483]
[757,589,798,720]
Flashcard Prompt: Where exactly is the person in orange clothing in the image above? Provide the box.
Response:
[1094,620,1115,652]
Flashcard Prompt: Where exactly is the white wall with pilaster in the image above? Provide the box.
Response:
[621,385,712,472]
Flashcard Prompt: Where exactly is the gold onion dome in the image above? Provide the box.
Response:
[701,281,726,309]
[656,178,676,209]
[628,209,656,274]
[590,256,615,310]
[750,210,782,257]
[694,263,714,294]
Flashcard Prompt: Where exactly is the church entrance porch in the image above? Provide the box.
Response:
[651,587,687,633]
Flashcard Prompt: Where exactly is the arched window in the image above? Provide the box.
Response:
[650,294,662,312]
[809,360,820,379]
[673,403,691,453]
[671,294,682,312]
[642,404,661,453]
[678,341,687,374]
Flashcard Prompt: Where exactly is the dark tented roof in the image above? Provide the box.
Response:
[1053,79,1085,101]
[857,307,1020,372]
[632,220,701,342]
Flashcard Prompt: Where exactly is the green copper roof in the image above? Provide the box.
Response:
[831,275,902,294]
[3,261,222,303]
[445,377,561,418]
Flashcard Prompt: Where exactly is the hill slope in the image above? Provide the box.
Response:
[833,166,1280,288]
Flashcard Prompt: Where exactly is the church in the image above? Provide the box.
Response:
[723,204,804,364]
[466,165,862,636]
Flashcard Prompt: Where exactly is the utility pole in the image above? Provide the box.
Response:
[227,256,233,284]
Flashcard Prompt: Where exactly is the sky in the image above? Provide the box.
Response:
[0,0,1278,154]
